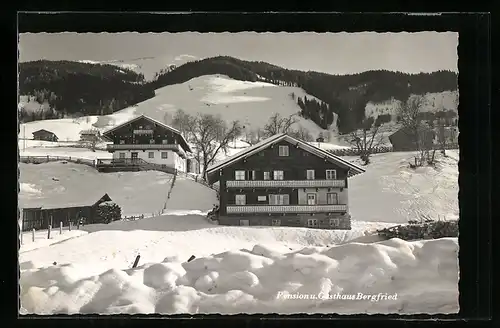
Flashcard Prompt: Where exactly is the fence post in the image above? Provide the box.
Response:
[32,229,35,242]
[77,220,80,230]
[47,225,51,239]
[47,155,49,162]
[69,221,72,231]
[60,221,63,234]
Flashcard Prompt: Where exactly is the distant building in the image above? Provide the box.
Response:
[388,126,435,152]
[98,115,194,173]
[79,129,101,142]
[32,129,58,142]
[21,193,112,231]
[205,133,365,230]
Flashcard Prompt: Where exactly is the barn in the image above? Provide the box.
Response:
[32,129,58,142]
[20,193,113,231]
[388,126,436,152]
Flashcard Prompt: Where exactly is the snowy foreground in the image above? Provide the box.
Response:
[20,232,458,315]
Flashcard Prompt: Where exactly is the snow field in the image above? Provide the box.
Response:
[20,237,458,314]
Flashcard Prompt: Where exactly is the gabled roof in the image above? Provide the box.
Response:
[32,129,56,136]
[206,133,365,179]
[102,114,192,153]
[21,193,112,211]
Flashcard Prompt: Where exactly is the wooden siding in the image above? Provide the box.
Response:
[220,140,348,182]
[104,117,189,152]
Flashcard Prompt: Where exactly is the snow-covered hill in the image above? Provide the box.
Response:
[78,54,199,81]
[364,90,458,120]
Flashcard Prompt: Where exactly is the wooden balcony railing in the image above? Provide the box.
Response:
[226,179,345,188]
[106,143,186,158]
[226,204,347,214]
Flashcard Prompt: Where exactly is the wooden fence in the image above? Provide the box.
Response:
[328,143,459,157]
[19,155,96,168]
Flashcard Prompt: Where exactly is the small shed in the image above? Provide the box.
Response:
[21,193,112,231]
[389,126,435,152]
[32,129,58,142]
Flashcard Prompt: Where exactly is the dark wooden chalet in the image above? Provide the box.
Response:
[389,126,435,152]
[32,129,58,142]
[97,115,194,173]
[206,133,365,230]
[21,193,112,231]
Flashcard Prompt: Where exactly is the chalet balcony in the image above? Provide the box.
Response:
[107,143,180,151]
[226,204,347,214]
[226,179,345,188]
[106,143,186,158]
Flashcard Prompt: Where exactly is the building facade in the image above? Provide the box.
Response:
[32,129,58,142]
[206,133,365,230]
[100,115,193,173]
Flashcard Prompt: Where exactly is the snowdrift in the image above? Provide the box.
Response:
[18,162,217,217]
[20,237,459,315]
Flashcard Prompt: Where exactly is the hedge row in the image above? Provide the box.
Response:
[377,220,458,241]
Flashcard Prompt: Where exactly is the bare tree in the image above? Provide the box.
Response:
[397,95,435,167]
[346,117,385,165]
[288,125,314,142]
[435,117,457,157]
[262,113,298,137]
[242,128,266,146]
[80,128,101,152]
[171,110,242,179]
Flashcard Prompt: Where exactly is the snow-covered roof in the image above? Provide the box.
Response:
[206,133,365,179]
[22,193,112,211]
[101,114,192,153]
[32,129,56,136]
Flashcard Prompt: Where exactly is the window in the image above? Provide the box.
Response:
[235,194,246,205]
[269,194,289,205]
[326,169,337,180]
[259,152,265,156]
[249,170,256,180]
[278,145,289,156]
[307,193,316,205]
[119,152,126,159]
[162,139,169,144]
[329,218,340,227]
[327,193,338,205]
[149,139,155,144]
[161,152,168,159]
[273,170,284,180]
[302,152,309,156]
[257,196,267,202]
[271,219,281,226]
[263,171,271,180]
[235,170,245,180]
[148,152,155,159]
[119,140,125,145]
[306,170,315,180]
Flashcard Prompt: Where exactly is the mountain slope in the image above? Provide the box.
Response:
[18,75,338,145]
[151,56,458,133]
[18,60,156,122]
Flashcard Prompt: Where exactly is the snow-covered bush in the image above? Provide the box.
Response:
[377,219,458,241]
[96,202,122,224]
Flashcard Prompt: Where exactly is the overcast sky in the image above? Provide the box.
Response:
[19,32,458,75]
